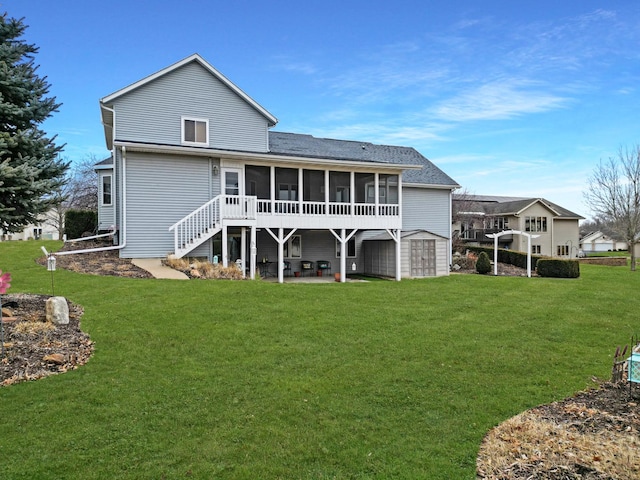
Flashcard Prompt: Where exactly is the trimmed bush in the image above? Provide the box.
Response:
[476,251,492,274]
[536,259,580,278]
[465,246,542,270]
[64,210,98,239]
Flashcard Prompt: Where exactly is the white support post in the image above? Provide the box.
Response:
[265,227,297,284]
[240,227,247,278]
[330,228,358,283]
[395,229,401,281]
[324,169,330,210]
[494,235,499,276]
[222,226,228,267]
[250,226,256,280]
[278,228,284,284]
[298,168,304,214]
[340,228,347,282]
[270,166,275,214]
[527,235,532,278]
[374,173,379,216]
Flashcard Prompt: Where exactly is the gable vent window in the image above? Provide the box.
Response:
[182,117,209,145]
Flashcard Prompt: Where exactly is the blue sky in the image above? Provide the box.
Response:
[5,1,640,219]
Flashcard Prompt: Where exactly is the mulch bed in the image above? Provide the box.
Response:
[35,240,153,278]
[477,381,640,479]
[1,293,93,386]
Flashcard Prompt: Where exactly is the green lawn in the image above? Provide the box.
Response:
[585,250,629,257]
[0,241,637,479]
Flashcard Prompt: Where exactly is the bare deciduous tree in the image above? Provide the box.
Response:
[584,145,640,270]
[44,156,99,237]
[452,189,485,254]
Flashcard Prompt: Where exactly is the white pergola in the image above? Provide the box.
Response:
[485,230,540,278]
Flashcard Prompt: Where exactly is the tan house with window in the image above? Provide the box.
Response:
[453,195,584,258]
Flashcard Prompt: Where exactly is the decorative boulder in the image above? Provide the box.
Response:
[46,297,69,325]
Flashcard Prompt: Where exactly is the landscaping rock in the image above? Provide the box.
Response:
[46,297,69,325]
[2,307,12,317]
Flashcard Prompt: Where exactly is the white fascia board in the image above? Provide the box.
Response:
[114,141,421,172]
[404,182,461,190]
[515,199,560,217]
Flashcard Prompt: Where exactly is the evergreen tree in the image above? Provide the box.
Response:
[475,251,492,274]
[0,13,68,234]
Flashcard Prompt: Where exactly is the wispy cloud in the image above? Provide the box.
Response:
[306,122,446,146]
[270,55,318,75]
[432,79,569,122]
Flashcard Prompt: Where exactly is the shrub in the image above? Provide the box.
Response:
[164,257,244,280]
[464,246,542,270]
[536,259,580,278]
[65,210,97,239]
[476,251,492,274]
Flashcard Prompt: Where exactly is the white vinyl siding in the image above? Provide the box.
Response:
[112,61,270,152]
[402,186,451,237]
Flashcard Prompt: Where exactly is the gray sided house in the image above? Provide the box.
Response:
[97,54,459,282]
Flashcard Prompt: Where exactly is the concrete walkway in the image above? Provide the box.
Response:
[132,258,189,280]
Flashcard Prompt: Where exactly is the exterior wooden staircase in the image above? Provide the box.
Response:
[169,195,257,258]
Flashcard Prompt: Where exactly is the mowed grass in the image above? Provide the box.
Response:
[0,241,637,479]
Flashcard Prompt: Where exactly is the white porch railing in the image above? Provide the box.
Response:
[171,195,399,258]
[256,199,399,217]
[169,195,258,258]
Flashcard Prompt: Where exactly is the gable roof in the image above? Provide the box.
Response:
[364,229,449,241]
[269,132,460,188]
[454,194,584,219]
[94,156,113,170]
[99,54,278,148]
[101,53,277,125]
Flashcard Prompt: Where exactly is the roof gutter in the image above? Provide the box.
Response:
[113,141,422,172]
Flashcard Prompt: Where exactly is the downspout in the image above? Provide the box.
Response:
[55,106,127,256]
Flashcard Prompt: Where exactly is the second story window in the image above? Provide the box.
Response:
[182,117,209,145]
[484,216,507,230]
[525,216,547,232]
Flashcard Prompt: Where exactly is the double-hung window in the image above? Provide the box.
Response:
[182,117,209,146]
[102,175,112,206]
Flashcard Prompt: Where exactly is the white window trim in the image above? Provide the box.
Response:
[101,174,113,206]
[284,235,302,258]
[181,116,209,146]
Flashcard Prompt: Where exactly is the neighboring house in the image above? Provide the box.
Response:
[0,211,60,241]
[453,194,584,258]
[96,54,459,282]
[579,231,627,253]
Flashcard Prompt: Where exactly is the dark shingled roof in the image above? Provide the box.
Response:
[455,194,583,219]
[269,131,459,188]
